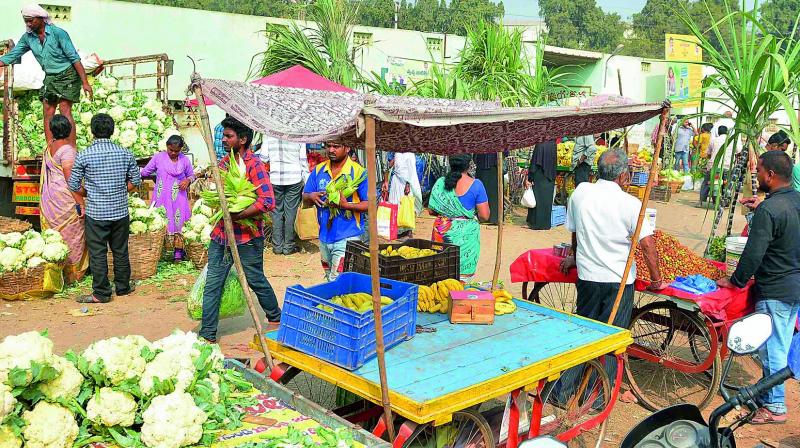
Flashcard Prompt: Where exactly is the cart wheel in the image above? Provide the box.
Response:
[538,359,610,448]
[625,302,721,411]
[529,282,578,314]
[277,368,339,411]
[401,409,495,448]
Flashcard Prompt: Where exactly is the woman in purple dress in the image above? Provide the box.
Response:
[140,135,194,235]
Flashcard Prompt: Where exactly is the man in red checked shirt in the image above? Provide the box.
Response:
[199,116,281,343]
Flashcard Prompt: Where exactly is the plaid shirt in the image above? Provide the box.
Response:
[257,137,309,186]
[213,123,226,161]
[210,149,275,245]
[68,139,141,221]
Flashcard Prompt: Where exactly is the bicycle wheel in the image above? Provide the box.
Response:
[722,353,763,391]
[530,282,578,314]
[277,368,340,411]
[538,359,611,448]
[625,302,721,411]
[402,409,495,448]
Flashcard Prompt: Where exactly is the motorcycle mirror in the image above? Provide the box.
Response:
[519,437,568,448]
[726,312,773,355]
[788,333,800,378]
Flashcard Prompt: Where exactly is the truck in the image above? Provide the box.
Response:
[0,45,174,228]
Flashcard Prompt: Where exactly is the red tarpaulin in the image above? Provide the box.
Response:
[185,65,355,106]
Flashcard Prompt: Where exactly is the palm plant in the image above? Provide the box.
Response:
[523,37,571,107]
[405,59,475,100]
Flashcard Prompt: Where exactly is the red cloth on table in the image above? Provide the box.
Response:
[509,248,754,322]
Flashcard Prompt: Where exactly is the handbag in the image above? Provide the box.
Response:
[294,205,319,241]
[520,187,537,208]
[398,194,416,230]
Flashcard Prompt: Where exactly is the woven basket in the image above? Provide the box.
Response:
[0,217,32,234]
[185,241,208,270]
[659,180,682,194]
[108,228,166,281]
[0,264,46,296]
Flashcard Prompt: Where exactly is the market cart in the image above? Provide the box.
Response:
[510,248,756,411]
[252,299,632,447]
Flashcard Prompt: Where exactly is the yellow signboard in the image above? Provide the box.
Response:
[13,181,40,203]
[665,34,703,108]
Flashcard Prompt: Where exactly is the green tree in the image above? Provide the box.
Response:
[355,0,396,28]
[760,0,800,37]
[446,0,505,35]
[538,0,624,52]
[625,0,689,58]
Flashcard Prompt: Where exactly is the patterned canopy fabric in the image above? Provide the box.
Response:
[196,77,667,155]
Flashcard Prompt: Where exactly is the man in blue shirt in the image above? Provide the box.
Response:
[0,5,92,147]
[673,119,696,173]
[302,143,369,281]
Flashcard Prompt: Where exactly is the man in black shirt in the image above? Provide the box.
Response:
[717,150,800,424]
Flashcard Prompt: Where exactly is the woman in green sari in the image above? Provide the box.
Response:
[429,154,490,282]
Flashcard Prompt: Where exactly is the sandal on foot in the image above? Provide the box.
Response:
[750,407,787,425]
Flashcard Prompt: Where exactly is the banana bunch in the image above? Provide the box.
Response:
[492,289,517,315]
[380,245,438,259]
[322,292,394,314]
[417,279,463,313]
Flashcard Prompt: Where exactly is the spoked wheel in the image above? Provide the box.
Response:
[625,302,721,411]
[526,282,578,314]
[721,353,763,391]
[277,367,340,410]
[537,359,611,448]
[402,409,495,448]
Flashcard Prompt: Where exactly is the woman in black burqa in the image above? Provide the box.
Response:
[525,140,557,230]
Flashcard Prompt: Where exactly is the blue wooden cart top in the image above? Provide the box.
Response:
[260,300,632,425]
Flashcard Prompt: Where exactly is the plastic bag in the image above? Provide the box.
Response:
[376,201,398,240]
[0,263,64,301]
[520,187,537,208]
[187,265,247,320]
[398,194,416,229]
[295,205,319,241]
[670,275,718,295]
[682,175,694,191]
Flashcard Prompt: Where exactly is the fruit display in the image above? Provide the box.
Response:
[492,289,517,315]
[417,279,463,313]
[557,141,575,167]
[379,245,438,259]
[634,230,725,282]
[317,292,394,313]
[628,148,653,168]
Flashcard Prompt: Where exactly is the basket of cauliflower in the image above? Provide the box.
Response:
[108,196,168,281]
[0,229,69,298]
[182,199,215,269]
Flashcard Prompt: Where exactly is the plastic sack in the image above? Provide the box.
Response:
[187,265,246,320]
[520,187,537,208]
[398,194,416,230]
[295,205,319,241]
[376,201,398,240]
[0,263,64,301]
[682,175,694,191]
[670,275,718,295]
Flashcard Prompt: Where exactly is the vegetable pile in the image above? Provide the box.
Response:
[634,230,725,282]
[199,151,260,232]
[707,236,726,262]
[15,75,177,159]
[240,424,356,447]
[0,330,257,448]
[324,171,367,226]
[659,169,685,182]
[0,229,69,273]
[182,199,215,247]
[129,196,168,235]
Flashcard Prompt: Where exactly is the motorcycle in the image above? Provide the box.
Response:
[620,312,800,448]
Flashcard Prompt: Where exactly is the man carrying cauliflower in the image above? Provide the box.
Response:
[68,113,141,303]
[200,117,282,343]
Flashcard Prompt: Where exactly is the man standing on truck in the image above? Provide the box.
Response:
[0,4,93,147]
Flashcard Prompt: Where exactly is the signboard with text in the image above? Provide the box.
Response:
[665,34,702,108]
[13,181,40,203]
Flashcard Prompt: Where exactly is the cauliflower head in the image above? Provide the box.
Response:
[82,335,151,385]
[26,257,46,269]
[0,233,23,249]
[139,349,196,395]
[41,229,63,244]
[130,220,148,235]
[22,237,45,258]
[0,383,16,422]
[148,215,166,232]
[0,248,24,272]
[41,243,69,263]
[141,391,207,448]
[87,387,137,427]
[189,215,209,233]
[38,356,83,401]
[22,402,79,448]
[0,331,54,385]
[129,196,147,209]
[0,425,22,448]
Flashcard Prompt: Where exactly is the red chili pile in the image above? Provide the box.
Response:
[635,230,725,282]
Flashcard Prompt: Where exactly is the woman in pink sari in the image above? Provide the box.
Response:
[140,135,194,236]
[40,115,88,283]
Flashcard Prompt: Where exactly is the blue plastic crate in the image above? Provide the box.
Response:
[631,171,650,186]
[277,273,418,370]
[551,205,567,227]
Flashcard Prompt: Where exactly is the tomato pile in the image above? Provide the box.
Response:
[635,230,725,282]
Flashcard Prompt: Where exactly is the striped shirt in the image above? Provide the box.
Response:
[257,137,309,186]
[68,139,141,221]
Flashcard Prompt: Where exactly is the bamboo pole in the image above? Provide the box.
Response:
[192,82,275,372]
[364,116,396,441]
[608,106,671,324]
[492,151,504,289]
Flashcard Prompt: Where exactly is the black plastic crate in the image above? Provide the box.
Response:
[649,186,671,202]
[343,239,460,285]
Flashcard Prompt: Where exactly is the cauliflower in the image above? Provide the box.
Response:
[122,120,138,130]
[0,425,21,448]
[94,87,108,99]
[99,76,118,91]
[149,215,166,232]
[82,335,151,385]
[26,257,46,268]
[140,391,207,448]
[182,229,197,242]
[151,120,165,133]
[137,116,152,128]
[109,105,126,122]
[139,131,150,145]
[133,207,153,221]
[199,226,212,245]
[0,233,23,249]
[120,129,138,148]
[0,248,23,272]
[139,349,196,395]
[130,220,148,235]
[189,214,209,233]
[152,330,200,355]
[41,242,69,263]
[38,356,83,401]
[22,237,45,258]
[80,112,93,125]
[41,229,62,244]
[129,196,147,208]
[0,383,16,422]
[22,402,78,448]
[86,387,137,427]
[0,331,54,385]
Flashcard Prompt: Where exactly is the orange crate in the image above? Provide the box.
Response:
[449,290,495,325]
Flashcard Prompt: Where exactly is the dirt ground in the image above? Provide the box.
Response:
[1,191,798,446]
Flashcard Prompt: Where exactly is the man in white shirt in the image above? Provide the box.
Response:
[259,137,309,255]
[560,149,666,328]
[712,111,735,139]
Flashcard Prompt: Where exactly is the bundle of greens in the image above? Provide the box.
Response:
[239,425,356,447]
[325,171,367,228]
[199,150,260,232]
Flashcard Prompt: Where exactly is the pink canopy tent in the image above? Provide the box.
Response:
[185,65,355,106]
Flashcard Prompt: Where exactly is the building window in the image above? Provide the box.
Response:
[353,32,373,47]
[427,37,443,54]
[641,61,651,72]
[42,4,71,21]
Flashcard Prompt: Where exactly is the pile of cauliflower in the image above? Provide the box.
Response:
[0,229,69,273]
[0,330,256,448]
[129,195,168,235]
[181,199,215,246]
